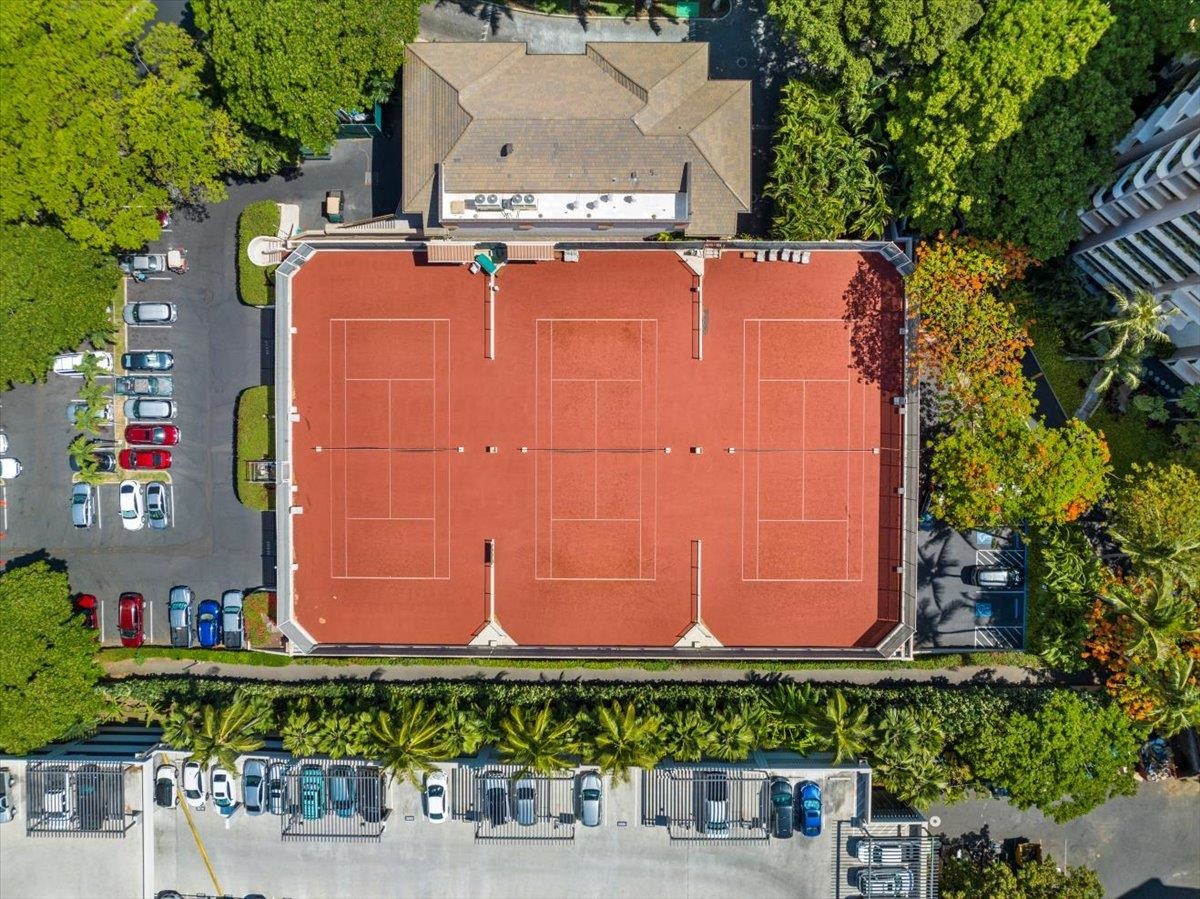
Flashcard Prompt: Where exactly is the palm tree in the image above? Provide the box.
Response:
[584,701,663,783]
[369,700,455,785]
[498,703,577,775]
[68,435,105,486]
[662,709,716,762]
[807,690,873,764]
[161,699,266,771]
[1139,655,1200,737]
[762,682,822,751]
[708,702,761,762]
[317,708,373,759]
[1072,286,1178,419]
[444,704,487,757]
[1103,576,1199,662]
[280,703,322,758]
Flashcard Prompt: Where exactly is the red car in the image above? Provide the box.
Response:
[119,448,171,470]
[117,593,145,648]
[125,424,180,446]
[76,594,98,629]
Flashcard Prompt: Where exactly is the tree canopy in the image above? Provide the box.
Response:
[0,224,120,388]
[1109,462,1200,587]
[0,560,107,755]
[0,0,261,250]
[963,691,1139,823]
[193,0,420,151]
[942,854,1104,899]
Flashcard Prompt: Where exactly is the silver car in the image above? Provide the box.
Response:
[71,483,95,529]
[513,777,536,827]
[242,759,267,816]
[168,586,193,648]
[146,482,170,530]
[124,398,176,421]
[266,763,286,815]
[578,772,602,827]
[123,302,177,325]
[221,590,244,650]
[857,868,914,897]
[0,768,14,824]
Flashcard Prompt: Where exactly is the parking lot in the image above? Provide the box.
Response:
[915,523,1027,652]
[2,754,867,899]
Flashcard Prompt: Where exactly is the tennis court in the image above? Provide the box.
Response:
[285,248,904,649]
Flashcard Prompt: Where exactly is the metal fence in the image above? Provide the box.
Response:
[641,768,770,841]
[454,766,577,841]
[25,762,130,838]
[839,829,940,899]
[279,760,387,843]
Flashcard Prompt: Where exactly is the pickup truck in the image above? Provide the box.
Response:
[119,249,188,278]
[114,375,173,397]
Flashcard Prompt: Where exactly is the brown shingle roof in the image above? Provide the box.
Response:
[401,41,750,236]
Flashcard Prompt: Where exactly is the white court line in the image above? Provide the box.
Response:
[345,377,433,382]
[550,321,554,577]
[552,517,641,522]
[554,377,640,383]
[343,324,348,577]
[639,321,643,577]
[347,516,435,522]
[756,322,761,579]
[594,380,598,519]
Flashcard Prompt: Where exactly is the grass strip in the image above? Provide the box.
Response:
[237,200,279,307]
[235,386,273,510]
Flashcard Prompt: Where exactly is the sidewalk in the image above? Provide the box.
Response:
[103,657,1057,685]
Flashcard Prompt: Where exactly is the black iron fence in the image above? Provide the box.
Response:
[641,767,770,841]
[26,762,131,838]
[279,759,387,843]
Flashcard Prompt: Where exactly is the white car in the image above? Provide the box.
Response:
[0,458,21,480]
[124,398,176,421]
[146,482,170,530]
[424,771,447,823]
[211,766,238,815]
[155,764,179,809]
[118,480,145,530]
[0,434,7,453]
[52,351,113,376]
[182,761,206,809]
[122,302,177,325]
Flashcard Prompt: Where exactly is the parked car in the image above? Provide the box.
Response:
[118,480,145,530]
[797,780,822,838]
[119,448,171,470]
[965,565,1024,590]
[52,351,113,376]
[698,771,729,838]
[359,765,384,824]
[266,763,287,815]
[124,398,175,421]
[182,762,206,809]
[125,423,180,445]
[123,302,177,325]
[211,767,237,816]
[69,450,117,473]
[114,376,173,397]
[0,458,22,479]
[854,839,906,865]
[0,434,6,454]
[300,765,325,820]
[146,481,170,530]
[117,592,145,648]
[41,767,72,828]
[118,250,186,276]
[483,772,509,826]
[155,765,178,809]
[121,351,174,372]
[514,777,536,827]
[75,594,98,629]
[196,599,222,648]
[168,586,193,648]
[0,768,14,824]
[425,771,447,823]
[855,867,914,897]
[328,765,357,819]
[242,760,266,816]
[67,399,113,426]
[221,590,244,650]
[75,763,107,831]
[578,771,602,828]
[71,483,96,529]
[770,776,793,839]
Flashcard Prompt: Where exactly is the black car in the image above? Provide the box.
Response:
[121,351,174,372]
[359,765,384,824]
[75,764,110,831]
[68,451,117,473]
[769,776,793,839]
[483,773,509,826]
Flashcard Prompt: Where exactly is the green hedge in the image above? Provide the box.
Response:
[237,200,279,306]
[100,647,290,667]
[235,386,274,510]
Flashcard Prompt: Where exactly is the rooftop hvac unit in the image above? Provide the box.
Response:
[523,194,535,205]
[474,194,487,205]
[475,194,502,211]
[510,194,537,209]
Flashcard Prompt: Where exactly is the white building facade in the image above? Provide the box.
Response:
[1072,67,1200,386]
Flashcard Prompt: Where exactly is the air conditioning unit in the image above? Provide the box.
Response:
[510,194,537,209]
[475,193,502,211]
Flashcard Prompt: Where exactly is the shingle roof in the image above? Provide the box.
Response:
[401,42,750,236]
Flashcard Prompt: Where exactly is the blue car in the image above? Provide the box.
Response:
[797,781,822,837]
[196,599,222,648]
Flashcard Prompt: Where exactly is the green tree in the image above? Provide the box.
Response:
[1109,462,1200,588]
[1027,524,1103,671]
[369,700,454,785]
[662,709,717,762]
[1102,576,1198,664]
[280,700,322,757]
[963,691,1138,823]
[0,560,106,754]
[765,81,889,240]
[808,690,873,763]
[315,706,373,758]
[942,854,1103,899]
[498,703,577,775]
[869,707,953,808]
[583,702,663,783]
[0,3,258,250]
[762,682,822,750]
[193,0,420,151]
[0,225,119,388]
[160,698,266,771]
[444,704,487,758]
[888,0,1111,235]
[708,702,761,762]
[1136,654,1200,737]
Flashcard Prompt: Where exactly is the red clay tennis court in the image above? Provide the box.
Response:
[286,248,904,648]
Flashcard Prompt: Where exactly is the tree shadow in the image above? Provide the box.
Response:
[842,255,905,391]
[2,548,67,574]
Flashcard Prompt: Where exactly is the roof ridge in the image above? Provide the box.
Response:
[686,80,752,209]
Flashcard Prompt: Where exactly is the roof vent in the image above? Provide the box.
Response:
[486,194,499,205]
[501,143,515,157]
[523,194,534,205]
[474,194,486,205]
